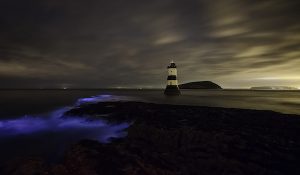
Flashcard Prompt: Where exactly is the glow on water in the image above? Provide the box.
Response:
[0,95,131,142]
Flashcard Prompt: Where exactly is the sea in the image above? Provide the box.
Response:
[0,89,299,163]
[1,89,299,118]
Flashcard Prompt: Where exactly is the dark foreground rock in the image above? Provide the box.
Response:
[2,102,300,175]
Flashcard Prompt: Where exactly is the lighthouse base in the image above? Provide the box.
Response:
[164,85,181,95]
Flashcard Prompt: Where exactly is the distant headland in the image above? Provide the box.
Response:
[179,81,222,89]
[250,86,299,90]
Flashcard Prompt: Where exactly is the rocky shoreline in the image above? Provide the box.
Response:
[2,101,300,175]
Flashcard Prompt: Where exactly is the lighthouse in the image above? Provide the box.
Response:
[164,60,181,95]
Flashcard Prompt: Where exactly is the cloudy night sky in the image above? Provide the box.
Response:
[1,0,300,89]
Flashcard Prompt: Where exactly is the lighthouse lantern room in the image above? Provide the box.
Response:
[164,60,181,95]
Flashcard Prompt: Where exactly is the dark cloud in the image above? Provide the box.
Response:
[0,0,300,88]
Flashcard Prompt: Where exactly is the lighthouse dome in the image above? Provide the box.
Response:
[167,61,177,68]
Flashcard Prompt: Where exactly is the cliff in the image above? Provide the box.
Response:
[179,81,222,89]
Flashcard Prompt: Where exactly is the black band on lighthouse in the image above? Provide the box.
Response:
[167,75,177,80]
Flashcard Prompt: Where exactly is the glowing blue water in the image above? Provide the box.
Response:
[0,95,130,139]
[0,95,130,161]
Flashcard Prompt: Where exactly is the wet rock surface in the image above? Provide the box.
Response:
[2,102,300,175]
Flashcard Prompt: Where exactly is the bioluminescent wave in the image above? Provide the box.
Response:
[75,94,141,105]
[0,95,132,162]
[0,95,131,141]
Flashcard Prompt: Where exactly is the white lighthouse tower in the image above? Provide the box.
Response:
[164,60,181,95]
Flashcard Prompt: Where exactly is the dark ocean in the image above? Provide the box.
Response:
[1,89,300,118]
[0,89,299,162]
